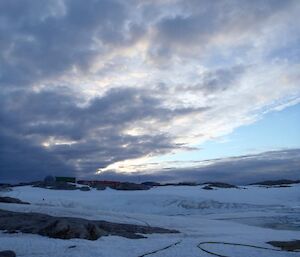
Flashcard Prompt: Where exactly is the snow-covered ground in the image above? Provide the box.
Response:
[0,184,300,257]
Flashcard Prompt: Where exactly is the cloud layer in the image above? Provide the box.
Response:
[0,0,300,182]
[95,149,300,184]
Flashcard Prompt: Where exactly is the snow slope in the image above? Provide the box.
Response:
[0,184,300,257]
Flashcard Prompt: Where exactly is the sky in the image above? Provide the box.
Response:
[0,0,300,184]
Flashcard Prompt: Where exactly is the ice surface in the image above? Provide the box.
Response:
[0,184,299,256]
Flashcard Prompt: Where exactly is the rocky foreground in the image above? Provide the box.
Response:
[267,240,300,251]
[0,197,29,205]
[0,209,179,240]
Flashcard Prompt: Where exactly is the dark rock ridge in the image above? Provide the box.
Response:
[141,182,161,187]
[250,179,300,186]
[114,182,151,191]
[0,197,30,205]
[32,181,80,190]
[0,251,16,257]
[34,180,150,191]
[78,180,151,191]
[0,209,179,240]
[160,182,198,186]
[202,182,237,188]
[0,186,12,192]
[160,182,237,188]
[0,184,11,187]
[267,240,300,251]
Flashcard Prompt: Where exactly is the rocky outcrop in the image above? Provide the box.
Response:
[32,181,93,191]
[33,181,79,190]
[141,182,161,187]
[95,185,106,190]
[267,240,300,251]
[0,197,30,205]
[202,182,237,188]
[250,179,300,186]
[0,251,16,257]
[0,185,12,192]
[113,182,151,191]
[79,186,90,191]
[0,209,179,240]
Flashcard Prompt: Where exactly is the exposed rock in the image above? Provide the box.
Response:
[160,182,198,186]
[95,185,106,190]
[0,197,30,205]
[177,182,198,186]
[0,251,16,257]
[13,182,40,187]
[113,182,151,191]
[202,182,237,188]
[33,180,152,191]
[38,218,108,240]
[0,184,12,187]
[68,180,152,191]
[79,186,90,191]
[33,181,78,190]
[250,179,300,186]
[142,182,161,187]
[0,209,179,240]
[267,240,300,251]
[160,181,237,188]
[0,186,12,192]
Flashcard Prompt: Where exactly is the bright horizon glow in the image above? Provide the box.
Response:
[100,103,300,173]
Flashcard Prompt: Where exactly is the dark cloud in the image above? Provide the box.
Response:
[148,0,294,62]
[0,87,205,182]
[0,0,299,183]
[96,149,300,184]
[174,65,246,95]
[198,66,246,94]
[0,0,297,86]
[1,0,293,84]
[1,87,204,139]
[0,0,143,88]
[0,131,75,183]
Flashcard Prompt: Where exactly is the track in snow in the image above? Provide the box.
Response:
[197,241,299,257]
[138,240,182,257]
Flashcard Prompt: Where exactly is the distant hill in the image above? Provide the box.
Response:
[249,179,300,186]
[202,182,237,188]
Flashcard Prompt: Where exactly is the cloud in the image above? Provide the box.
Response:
[0,131,75,183]
[0,87,205,181]
[0,0,300,182]
[174,65,247,95]
[147,0,296,63]
[96,149,300,184]
[0,0,143,88]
